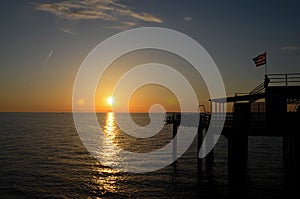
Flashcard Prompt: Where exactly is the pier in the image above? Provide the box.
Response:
[169,73,300,191]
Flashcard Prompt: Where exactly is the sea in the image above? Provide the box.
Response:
[0,113,291,198]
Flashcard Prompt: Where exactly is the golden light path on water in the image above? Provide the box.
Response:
[105,112,115,135]
[90,112,124,195]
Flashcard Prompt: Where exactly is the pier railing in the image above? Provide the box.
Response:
[249,82,265,95]
[268,73,300,87]
[249,73,300,95]
[168,73,300,128]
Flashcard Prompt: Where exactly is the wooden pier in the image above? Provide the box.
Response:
[169,73,300,191]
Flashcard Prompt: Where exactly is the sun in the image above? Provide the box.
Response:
[106,96,114,106]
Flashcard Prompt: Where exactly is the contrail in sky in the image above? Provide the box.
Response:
[43,50,53,66]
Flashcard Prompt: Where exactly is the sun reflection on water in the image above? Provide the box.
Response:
[91,166,125,196]
[90,112,124,196]
[104,112,116,137]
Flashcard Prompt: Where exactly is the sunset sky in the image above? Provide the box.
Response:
[1,0,300,112]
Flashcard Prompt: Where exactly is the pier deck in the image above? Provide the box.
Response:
[169,73,300,189]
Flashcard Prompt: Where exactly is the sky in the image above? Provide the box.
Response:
[1,0,300,112]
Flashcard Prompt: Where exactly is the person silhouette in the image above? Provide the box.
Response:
[264,75,270,88]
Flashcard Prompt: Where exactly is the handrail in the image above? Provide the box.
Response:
[267,73,300,76]
[249,82,265,95]
[268,73,300,87]
[250,73,300,95]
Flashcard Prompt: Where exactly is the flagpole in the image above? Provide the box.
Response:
[265,63,267,75]
[265,51,267,75]
[265,62,267,75]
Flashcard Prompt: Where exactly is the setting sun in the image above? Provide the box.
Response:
[106,96,114,106]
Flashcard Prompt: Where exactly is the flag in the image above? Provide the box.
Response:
[253,52,266,67]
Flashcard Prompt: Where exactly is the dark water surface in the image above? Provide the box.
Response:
[0,113,289,198]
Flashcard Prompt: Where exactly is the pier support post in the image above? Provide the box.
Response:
[172,121,179,166]
[204,129,214,171]
[197,127,214,172]
[227,134,248,191]
[283,135,299,191]
[197,127,203,172]
[205,148,214,171]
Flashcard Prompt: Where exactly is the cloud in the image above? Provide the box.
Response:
[35,0,163,30]
[281,46,299,51]
[108,21,138,31]
[57,27,76,35]
[184,17,192,22]
[129,12,162,23]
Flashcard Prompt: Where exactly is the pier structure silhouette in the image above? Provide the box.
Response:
[169,73,300,192]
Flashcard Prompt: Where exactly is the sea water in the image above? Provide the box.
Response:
[0,113,287,198]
